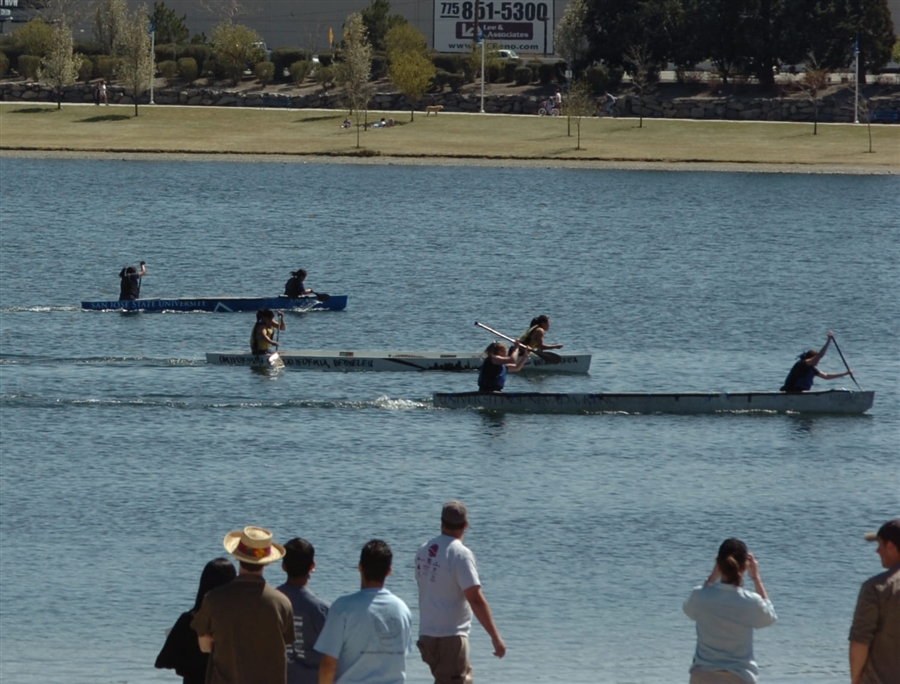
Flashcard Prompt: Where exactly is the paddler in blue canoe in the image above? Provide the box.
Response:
[251,308,285,356]
[118,261,146,301]
[780,331,853,392]
[283,269,312,298]
[478,342,530,392]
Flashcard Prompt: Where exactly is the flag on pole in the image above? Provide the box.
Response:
[329,27,333,46]
[854,34,859,54]
[149,19,155,35]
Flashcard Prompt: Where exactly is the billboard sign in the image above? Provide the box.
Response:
[434,1,554,54]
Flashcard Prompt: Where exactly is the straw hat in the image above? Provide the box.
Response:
[223,526,286,565]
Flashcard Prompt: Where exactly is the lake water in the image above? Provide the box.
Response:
[0,157,897,684]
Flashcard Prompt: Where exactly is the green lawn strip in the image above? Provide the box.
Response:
[1,103,897,168]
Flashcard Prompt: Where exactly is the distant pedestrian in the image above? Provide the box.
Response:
[602,91,617,115]
[315,539,413,684]
[277,538,330,684]
[155,558,236,684]
[683,538,776,683]
[94,81,101,105]
[780,331,853,392]
[415,500,506,684]
[553,88,562,108]
[99,80,108,105]
[191,526,295,684]
[849,519,900,684]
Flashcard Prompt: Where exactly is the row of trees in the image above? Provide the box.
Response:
[555,0,897,89]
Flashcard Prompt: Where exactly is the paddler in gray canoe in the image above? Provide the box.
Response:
[250,308,285,356]
[478,342,530,392]
[780,331,853,392]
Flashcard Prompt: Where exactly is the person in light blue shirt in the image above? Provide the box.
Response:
[315,539,413,684]
[683,538,777,684]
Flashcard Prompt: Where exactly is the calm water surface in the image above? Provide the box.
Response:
[0,158,898,684]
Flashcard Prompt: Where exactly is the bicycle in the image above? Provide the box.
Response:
[537,99,561,117]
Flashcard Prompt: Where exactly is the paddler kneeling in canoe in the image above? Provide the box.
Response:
[251,308,285,356]
[478,342,530,392]
[517,314,564,355]
[780,330,853,392]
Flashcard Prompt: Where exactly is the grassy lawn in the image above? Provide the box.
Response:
[1,103,898,169]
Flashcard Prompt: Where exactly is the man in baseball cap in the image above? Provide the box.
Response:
[849,519,900,684]
[192,526,296,683]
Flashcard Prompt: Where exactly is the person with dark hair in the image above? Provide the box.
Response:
[477,342,530,392]
[277,538,330,684]
[118,261,146,301]
[683,538,777,683]
[415,501,506,684]
[191,526,295,684]
[251,308,285,356]
[518,315,564,352]
[155,558,236,684]
[315,540,413,684]
[284,269,312,299]
[780,331,852,392]
[849,519,900,684]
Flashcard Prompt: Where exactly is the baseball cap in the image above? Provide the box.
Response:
[863,519,900,546]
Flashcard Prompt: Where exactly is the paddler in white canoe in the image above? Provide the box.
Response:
[251,308,285,363]
[515,314,564,355]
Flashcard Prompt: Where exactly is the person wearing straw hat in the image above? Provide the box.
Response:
[849,519,900,684]
[191,526,295,684]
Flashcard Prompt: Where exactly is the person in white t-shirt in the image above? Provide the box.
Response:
[415,500,505,684]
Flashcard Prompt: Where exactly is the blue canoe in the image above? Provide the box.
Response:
[80,295,348,313]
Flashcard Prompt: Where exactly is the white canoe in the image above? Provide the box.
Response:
[206,349,591,373]
[432,389,874,414]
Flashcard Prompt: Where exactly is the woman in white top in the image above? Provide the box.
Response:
[683,538,777,684]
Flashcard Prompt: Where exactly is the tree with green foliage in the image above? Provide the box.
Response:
[94,0,128,55]
[41,20,80,109]
[342,12,373,147]
[554,0,589,71]
[151,2,190,45]
[677,0,757,86]
[584,0,682,73]
[211,21,264,84]
[13,18,53,58]
[360,0,407,52]
[386,23,434,121]
[116,3,153,116]
[846,0,897,83]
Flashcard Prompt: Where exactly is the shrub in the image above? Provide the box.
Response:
[315,64,334,89]
[446,71,466,92]
[485,62,502,83]
[513,65,532,85]
[255,60,275,85]
[177,57,198,82]
[0,52,8,78]
[179,44,210,75]
[502,61,519,82]
[289,60,313,85]
[272,48,309,81]
[73,40,104,57]
[316,51,334,67]
[158,60,178,84]
[155,44,176,62]
[537,62,556,84]
[371,53,387,80]
[17,54,41,80]
[582,64,623,93]
[78,55,94,82]
[96,55,119,81]
[433,53,467,74]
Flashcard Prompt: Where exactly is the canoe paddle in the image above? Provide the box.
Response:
[312,291,330,303]
[474,321,562,364]
[830,334,862,391]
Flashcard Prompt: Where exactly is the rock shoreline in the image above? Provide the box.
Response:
[3,81,899,124]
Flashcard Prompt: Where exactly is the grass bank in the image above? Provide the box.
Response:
[1,103,898,172]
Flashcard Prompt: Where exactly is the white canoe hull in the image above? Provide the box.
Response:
[206,350,591,373]
[432,389,874,414]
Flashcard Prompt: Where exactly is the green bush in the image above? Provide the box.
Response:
[73,41,104,56]
[433,53,467,74]
[537,62,556,84]
[371,53,387,80]
[177,57,198,82]
[502,61,520,82]
[317,51,334,67]
[201,57,217,78]
[17,54,41,80]
[255,60,275,85]
[78,55,94,82]
[289,60,313,85]
[446,71,466,92]
[158,60,178,84]
[272,48,310,81]
[430,68,449,92]
[513,65,533,85]
[0,52,8,78]
[486,62,502,83]
[96,55,119,81]
[315,64,334,89]
[179,44,210,75]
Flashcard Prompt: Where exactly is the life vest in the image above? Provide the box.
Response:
[250,324,275,354]
[519,325,540,348]
[781,359,816,392]
[283,277,304,298]
[478,357,507,392]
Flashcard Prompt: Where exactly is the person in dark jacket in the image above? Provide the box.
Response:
[780,331,852,392]
[283,269,312,299]
[155,558,236,684]
[118,261,146,301]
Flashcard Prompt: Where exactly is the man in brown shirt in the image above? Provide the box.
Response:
[192,526,296,684]
[849,519,900,684]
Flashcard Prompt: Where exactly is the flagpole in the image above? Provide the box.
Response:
[480,31,485,113]
[854,35,859,124]
[149,27,155,105]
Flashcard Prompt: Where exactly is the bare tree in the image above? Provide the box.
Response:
[794,53,828,136]
[856,97,874,153]
[563,78,597,150]
[94,0,128,56]
[342,12,373,148]
[623,43,656,129]
[386,23,434,121]
[198,0,251,23]
[115,3,153,116]
[40,20,80,109]
[34,0,91,26]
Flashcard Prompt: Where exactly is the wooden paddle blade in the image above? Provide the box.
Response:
[314,292,330,302]
[534,349,562,364]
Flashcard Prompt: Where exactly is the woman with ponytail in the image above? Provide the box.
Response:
[683,538,777,683]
